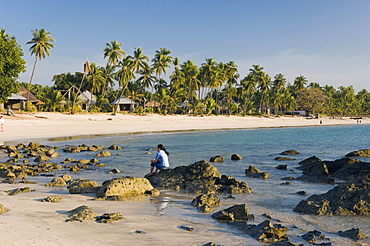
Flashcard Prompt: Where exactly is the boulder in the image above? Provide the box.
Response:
[301,230,329,244]
[345,149,370,157]
[293,180,370,215]
[245,220,289,244]
[95,150,111,157]
[42,195,63,203]
[231,154,243,161]
[0,204,8,214]
[68,179,99,194]
[146,160,251,195]
[108,144,122,150]
[275,165,287,170]
[210,155,224,163]
[45,177,68,187]
[245,165,270,179]
[5,187,30,196]
[191,193,221,210]
[66,205,96,222]
[97,176,156,199]
[96,212,124,223]
[211,204,254,221]
[108,168,121,174]
[280,150,300,155]
[338,228,367,240]
[34,154,50,162]
[46,149,59,158]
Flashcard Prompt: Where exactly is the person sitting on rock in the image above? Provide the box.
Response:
[149,144,170,175]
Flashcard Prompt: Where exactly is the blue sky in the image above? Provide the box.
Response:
[2,0,370,92]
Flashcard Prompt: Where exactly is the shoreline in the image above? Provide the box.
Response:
[0,113,369,245]
[0,112,367,143]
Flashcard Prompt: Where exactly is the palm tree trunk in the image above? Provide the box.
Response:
[27,57,38,111]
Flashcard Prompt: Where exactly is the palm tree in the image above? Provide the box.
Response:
[104,40,126,66]
[113,57,135,114]
[128,47,149,74]
[86,63,105,110]
[151,48,173,83]
[101,64,116,97]
[26,28,55,109]
[293,75,308,93]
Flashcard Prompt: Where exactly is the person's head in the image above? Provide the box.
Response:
[157,144,169,156]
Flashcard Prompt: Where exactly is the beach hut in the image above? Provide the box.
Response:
[78,90,96,110]
[5,86,44,111]
[111,97,137,112]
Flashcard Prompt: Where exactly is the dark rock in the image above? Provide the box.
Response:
[245,165,270,179]
[210,155,224,163]
[275,164,288,170]
[296,191,307,195]
[296,161,336,184]
[280,177,295,180]
[68,179,99,194]
[231,154,243,161]
[66,205,96,222]
[269,239,296,246]
[108,144,122,150]
[146,160,251,195]
[244,220,289,244]
[5,187,30,196]
[298,156,322,165]
[345,149,370,157]
[280,182,293,185]
[294,180,370,215]
[178,226,194,231]
[192,193,221,211]
[301,230,328,244]
[108,168,121,174]
[96,212,124,223]
[202,243,222,246]
[211,204,254,221]
[95,150,111,157]
[275,157,296,161]
[338,228,367,240]
[280,150,300,155]
[42,195,62,203]
[34,154,50,162]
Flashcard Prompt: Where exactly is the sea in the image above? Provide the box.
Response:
[2,124,370,245]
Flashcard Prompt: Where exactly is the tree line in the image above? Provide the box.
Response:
[1,28,369,116]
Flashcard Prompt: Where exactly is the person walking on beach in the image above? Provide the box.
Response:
[0,116,5,132]
[148,144,170,175]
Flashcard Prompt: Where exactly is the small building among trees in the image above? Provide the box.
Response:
[4,86,43,111]
[111,97,137,112]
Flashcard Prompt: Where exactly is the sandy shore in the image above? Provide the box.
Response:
[0,113,368,246]
[1,112,367,143]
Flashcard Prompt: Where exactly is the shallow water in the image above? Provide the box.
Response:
[2,124,370,245]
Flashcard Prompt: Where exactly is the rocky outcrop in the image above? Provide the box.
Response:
[210,155,224,163]
[68,179,99,194]
[96,212,124,223]
[95,150,111,157]
[301,230,330,244]
[192,193,221,213]
[146,160,251,195]
[42,195,63,203]
[294,180,370,215]
[211,204,254,221]
[63,144,103,153]
[245,165,270,179]
[275,165,287,170]
[338,228,367,240]
[296,156,369,184]
[5,187,31,195]
[97,176,158,200]
[108,144,122,150]
[280,150,300,155]
[345,149,370,157]
[231,154,243,161]
[45,175,72,187]
[228,220,289,244]
[66,205,96,222]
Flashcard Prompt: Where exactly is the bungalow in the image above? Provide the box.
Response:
[111,97,137,112]
[4,86,43,111]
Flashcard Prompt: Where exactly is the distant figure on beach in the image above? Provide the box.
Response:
[0,116,5,132]
[320,120,322,124]
[148,144,170,176]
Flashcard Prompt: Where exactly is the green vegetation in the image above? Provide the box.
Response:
[1,29,369,116]
[0,28,26,103]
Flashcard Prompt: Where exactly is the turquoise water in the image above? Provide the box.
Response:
[2,124,370,245]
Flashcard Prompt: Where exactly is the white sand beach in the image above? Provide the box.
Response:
[1,112,366,143]
[0,113,368,246]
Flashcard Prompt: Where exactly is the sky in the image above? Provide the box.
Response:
[2,0,370,92]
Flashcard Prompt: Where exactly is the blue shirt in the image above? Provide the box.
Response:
[155,150,169,168]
